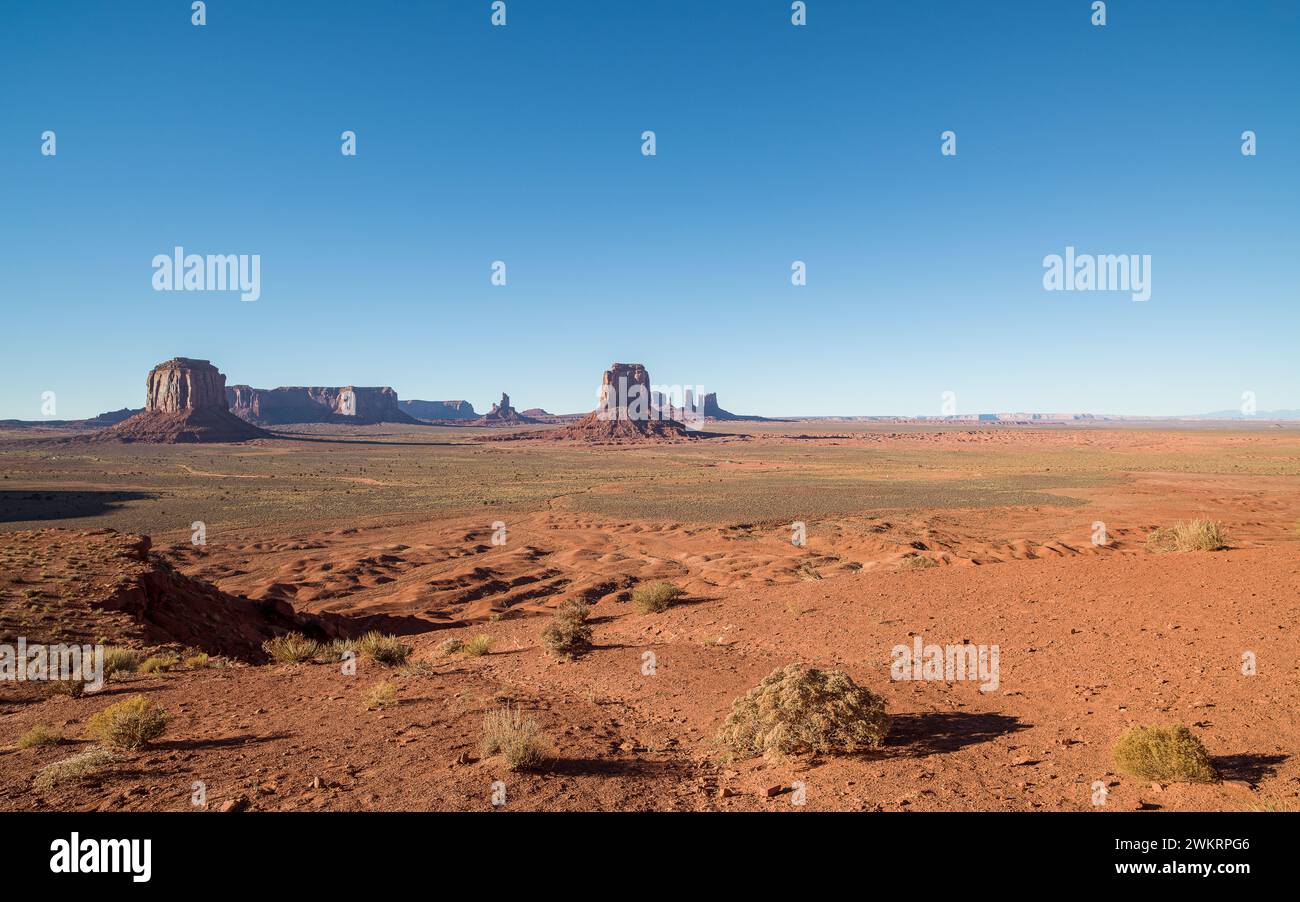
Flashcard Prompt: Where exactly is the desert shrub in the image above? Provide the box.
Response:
[1147,519,1229,553]
[717,664,890,761]
[33,746,119,791]
[85,695,169,750]
[480,706,549,771]
[436,637,464,657]
[899,554,938,570]
[462,635,493,658]
[46,677,88,699]
[262,632,320,664]
[320,637,359,663]
[631,581,685,614]
[18,724,62,749]
[363,681,398,711]
[1113,725,1218,783]
[358,631,411,666]
[398,657,438,677]
[103,646,141,678]
[182,652,211,669]
[139,653,180,674]
[541,600,593,660]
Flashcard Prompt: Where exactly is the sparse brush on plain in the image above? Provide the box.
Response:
[717,664,890,761]
[33,746,120,791]
[363,680,398,711]
[480,706,549,771]
[262,632,320,664]
[85,695,169,751]
[358,631,411,666]
[462,635,493,658]
[541,600,593,660]
[182,652,211,668]
[898,554,939,570]
[1146,519,1229,553]
[103,646,141,678]
[18,724,62,749]
[1113,725,1218,783]
[631,581,685,614]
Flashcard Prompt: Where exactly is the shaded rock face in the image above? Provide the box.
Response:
[146,358,229,412]
[399,399,478,420]
[226,386,415,425]
[702,393,736,419]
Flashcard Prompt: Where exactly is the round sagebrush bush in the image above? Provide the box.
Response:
[85,695,168,751]
[541,600,593,660]
[1113,725,1218,783]
[717,664,889,761]
[631,581,684,614]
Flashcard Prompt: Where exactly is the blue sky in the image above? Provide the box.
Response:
[1,0,1296,419]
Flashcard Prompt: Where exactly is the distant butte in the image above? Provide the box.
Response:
[94,358,269,444]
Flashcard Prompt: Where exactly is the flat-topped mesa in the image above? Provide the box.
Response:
[146,358,229,412]
[225,385,416,425]
[598,362,654,422]
[399,399,478,421]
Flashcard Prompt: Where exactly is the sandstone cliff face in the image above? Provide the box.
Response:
[226,385,416,425]
[96,358,268,443]
[146,358,229,412]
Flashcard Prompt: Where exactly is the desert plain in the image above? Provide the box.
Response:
[1,420,1297,812]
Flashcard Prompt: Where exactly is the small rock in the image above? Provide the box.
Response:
[218,797,249,813]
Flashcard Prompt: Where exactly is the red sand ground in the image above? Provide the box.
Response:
[1,426,1297,811]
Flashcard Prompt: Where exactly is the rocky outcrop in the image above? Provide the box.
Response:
[525,363,709,444]
[96,358,268,443]
[470,393,539,425]
[226,385,417,425]
[0,528,321,660]
[399,399,478,420]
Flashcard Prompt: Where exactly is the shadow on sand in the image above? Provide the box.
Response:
[0,490,156,524]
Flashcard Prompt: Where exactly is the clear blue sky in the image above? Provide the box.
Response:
[2,0,1296,419]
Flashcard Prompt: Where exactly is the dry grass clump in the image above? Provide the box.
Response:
[46,676,89,699]
[1147,519,1229,553]
[631,581,685,614]
[85,695,169,751]
[898,554,938,570]
[363,680,398,711]
[262,632,320,664]
[139,653,180,674]
[717,664,890,761]
[103,647,141,678]
[358,631,411,666]
[462,635,493,658]
[33,746,120,791]
[541,600,593,660]
[18,724,63,748]
[480,706,549,771]
[1113,725,1218,783]
[435,637,464,657]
